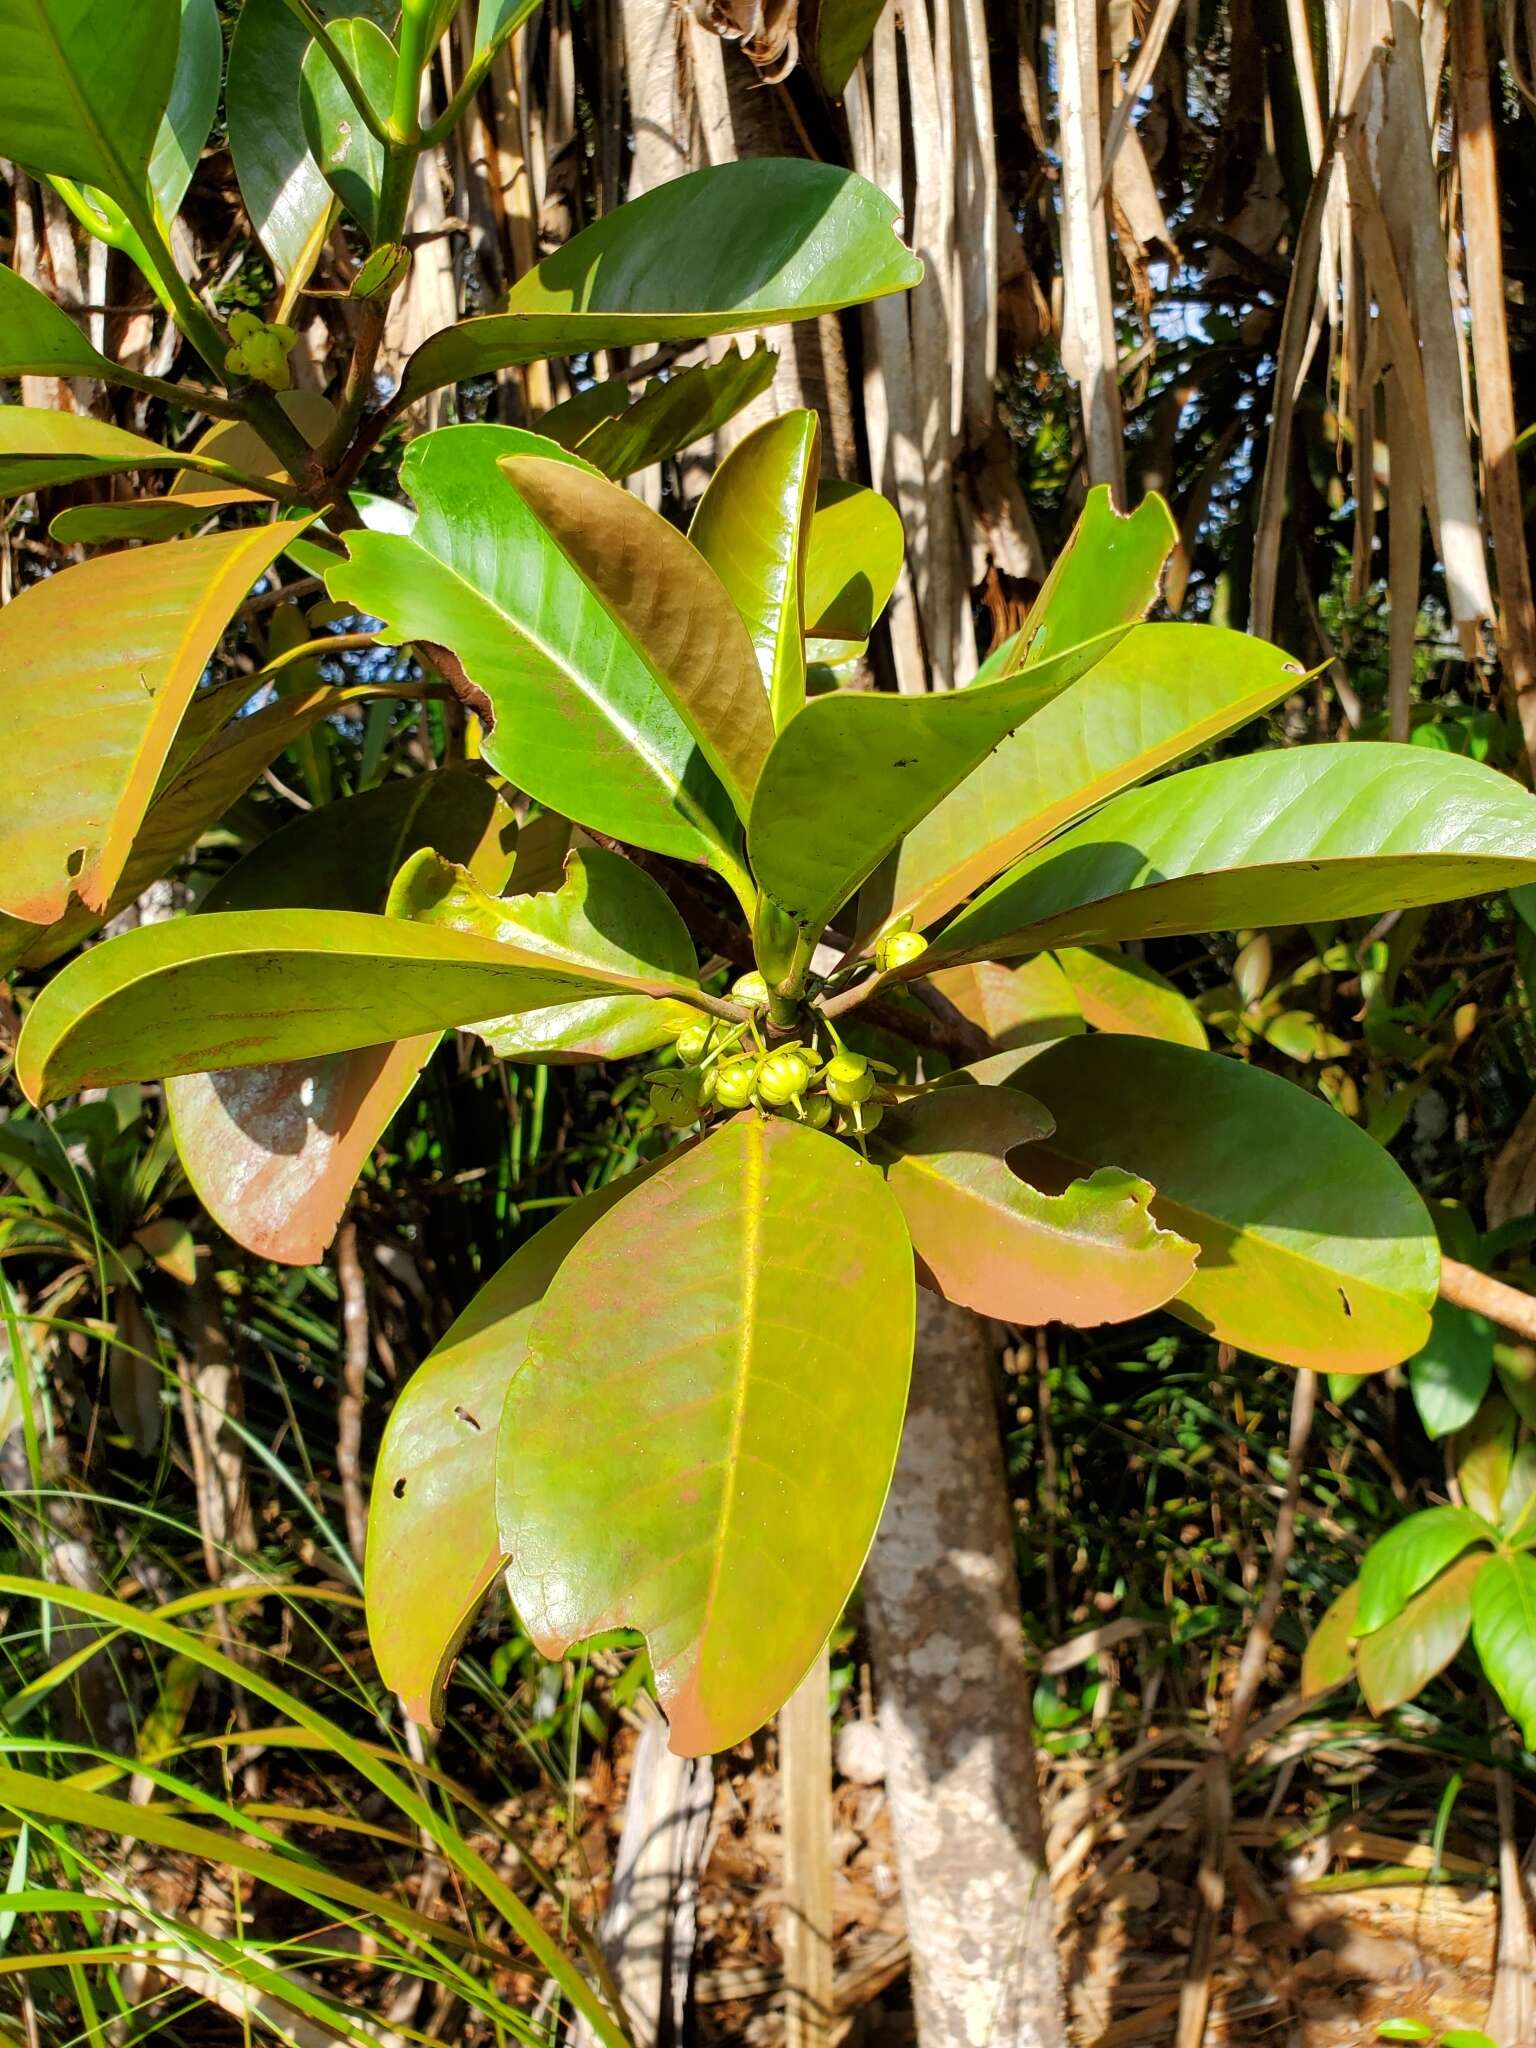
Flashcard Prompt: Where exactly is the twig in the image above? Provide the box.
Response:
[1440,1258,1536,1343]
[336,1222,370,1569]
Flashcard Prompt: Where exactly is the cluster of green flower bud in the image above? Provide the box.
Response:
[646,986,897,1142]
[224,311,298,390]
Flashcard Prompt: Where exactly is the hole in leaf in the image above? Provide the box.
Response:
[454,1405,482,1432]
[66,847,85,878]
[1338,1287,1353,1318]
[392,1476,407,1498]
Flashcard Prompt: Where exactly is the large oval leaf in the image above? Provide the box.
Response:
[1356,1551,1484,1716]
[1018,1035,1439,1372]
[859,623,1304,944]
[227,0,393,278]
[936,745,1536,964]
[0,0,177,203]
[499,1117,915,1755]
[150,0,221,225]
[299,15,394,243]
[398,161,921,403]
[1052,946,1207,1050]
[498,454,774,818]
[882,1086,1196,1326]
[689,411,820,729]
[1471,1552,1536,1747]
[166,771,514,1264]
[803,479,905,643]
[1356,1506,1494,1635]
[748,621,1133,943]
[369,1159,673,1726]
[566,344,778,479]
[0,264,119,382]
[927,957,1085,1050]
[0,409,212,497]
[16,907,697,1104]
[328,425,750,890]
[0,521,310,926]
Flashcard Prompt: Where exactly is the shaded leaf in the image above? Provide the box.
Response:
[1473,1552,1536,1744]
[0,521,309,926]
[816,0,888,97]
[499,454,774,818]
[1408,1300,1496,1440]
[1356,1551,1484,1715]
[1355,1506,1494,1634]
[572,344,778,478]
[1020,1035,1439,1372]
[0,0,177,204]
[936,746,1536,965]
[329,427,750,886]
[927,956,1085,1050]
[689,411,819,729]
[0,407,193,496]
[369,1160,671,1726]
[1453,1395,1517,1525]
[398,161,921,402]
[859,624,1305,945]
[300,16,395,242]
[48,499,202,545]
[165,771,514,1264]
[0,263,119,382]
[149,0,221,225]
[882,1086,1196,1325]
[1301,1581,1360,1698]
[500,1117,915,1755]
[16,907,692,1104]
[1053,945,1207,1050]
[803,479,904,642]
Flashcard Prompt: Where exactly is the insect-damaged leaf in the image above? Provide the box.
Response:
[1018,1035,1440,1373]
[396,160,921,402]
[166,771,515,1265]
[882,1086,1196,1326]
[0,522,310,928]
[500,1117,915,1755]
[369,1160,672,1726]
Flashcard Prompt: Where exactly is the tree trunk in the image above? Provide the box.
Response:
[863,1291,1067,2047]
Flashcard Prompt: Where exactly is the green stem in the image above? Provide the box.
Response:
[277,0,393,146]
[115,195,229,383]
[391,0,435,142]
[423,46,495,147]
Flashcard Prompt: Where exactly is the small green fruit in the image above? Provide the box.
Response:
[731,970,770,1008]
[755,1048,813,1106]
[712,1058,758,1110]
[675,1019,715,1065]
[789,1094,833,1130]
[876,928,929,974]
[825,1052,876,1105]
[842,1098,884,1135]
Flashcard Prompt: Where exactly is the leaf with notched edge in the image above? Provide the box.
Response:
[500,1117,915,1755]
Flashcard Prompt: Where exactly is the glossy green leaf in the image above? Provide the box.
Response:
[165,771,514,1264]
[300,16,395,242]
[882,1086,1196,1326]
[1408,1300,1496,1440]
[689,411,819,729]
[1052,945,1207,1050]
[1355,1551,1484,1715]
[47,498,203,545]
[749,620,1132,943]
[0,264,119,381]
[228,0,393,278]
[1356,1507,1494,1634]
[149,0,221,226]
[927,957,1085,1051]
[16,907,693,1105]
[474,0,540,57]
[397,161,921,403]
[500,1117,915,1756]
[0,521,309,927]
[388,841,702,1038]
[572,344,778,479]
[329,428,750,887]
[859,624,1304,945]
[1502,1438,1536,1541]
[0,407,191,496]
[499,454,774,819]
[0,0,177,204]
[369,1160,669,1726]
[1020,1035,1439,1372]
[936,746,1536,966]
[803,479,904,642]
[1473,1553,1536,1744]
[816,0,887,96]
[1301,1581,1360,1697]
[1453,1396,1517,1525]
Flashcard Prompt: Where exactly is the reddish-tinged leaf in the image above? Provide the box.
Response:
[882,1086,1196,1326]
[500,1118,915,1755]
[1356,1552,1484,1715]
[1053,945,1207,1050]
[1301,1581,1360,1698]
[927,957,1085,1050]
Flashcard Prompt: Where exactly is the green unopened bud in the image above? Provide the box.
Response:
[824,1051,875,1106]
[352,241,410,301]
[731,970,770,1009]
[223,311,298,391]
[712,1058,758,1110]
[876,928,929,975]
[841,1098,885,1135]
[675,1018,716,1066]
[789,1093,833,1130]
[755,1048,813,1107]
